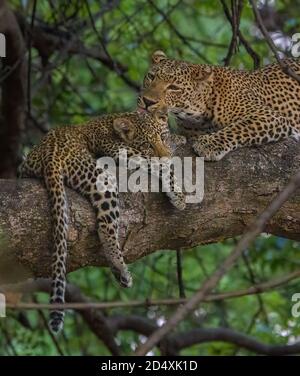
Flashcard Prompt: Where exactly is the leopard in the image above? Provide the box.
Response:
[19,110,186,333]
[138,50,300,161]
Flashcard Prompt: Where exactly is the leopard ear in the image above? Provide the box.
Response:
[113,118,135,142]
[151,50,167,64]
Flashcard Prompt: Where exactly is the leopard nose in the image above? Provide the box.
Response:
[143,97,157,109]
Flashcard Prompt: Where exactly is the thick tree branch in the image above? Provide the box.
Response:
[0,141,299,284]
[169,327,300,355]
[135,167,300,355]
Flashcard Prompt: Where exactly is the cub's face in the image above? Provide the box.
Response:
[112,111,171,158]
[138,51,213,117]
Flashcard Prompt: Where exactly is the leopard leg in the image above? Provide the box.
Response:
[66,155,132,288]
[99,143,186,210]
[158,159,186,210]
[120,149,186,211]
[192,111,295,161]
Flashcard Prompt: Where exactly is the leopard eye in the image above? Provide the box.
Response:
[167,84,181,91]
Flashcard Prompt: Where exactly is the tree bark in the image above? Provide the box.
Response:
[0,140,299,284]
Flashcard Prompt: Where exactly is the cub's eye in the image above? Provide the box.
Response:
[167,84,181,91]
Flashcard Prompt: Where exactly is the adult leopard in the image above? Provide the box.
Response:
[138,51,300,161]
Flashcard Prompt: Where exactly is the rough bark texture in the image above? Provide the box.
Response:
[0,140,299,284]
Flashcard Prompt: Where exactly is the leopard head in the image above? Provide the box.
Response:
[138,50,214,118]
[112,111,172,158]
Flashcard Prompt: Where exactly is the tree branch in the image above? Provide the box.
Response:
[0,141,299,284]
[4,279,300,356]
[2,269,300,310]
[0,278,120,355]
[170,327,300,355]
[15,12,139,91]
[249,0,300,83]
[135,167,300,355]
[221,0,260,68]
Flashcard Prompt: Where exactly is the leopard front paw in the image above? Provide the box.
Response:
[167,191,186,210]
[192,137,229,161]
[171,134,187,146]
[164,134,187,153]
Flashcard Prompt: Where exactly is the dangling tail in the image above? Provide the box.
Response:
[44,167,68,333]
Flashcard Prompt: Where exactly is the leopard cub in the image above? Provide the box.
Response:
[19,110,186,332]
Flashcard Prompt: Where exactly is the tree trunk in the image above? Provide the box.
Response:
[0,141,299,284]
[0,0,27,178]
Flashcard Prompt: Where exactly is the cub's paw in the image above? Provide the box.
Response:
[192,136,229,161]
[167,191,186,211]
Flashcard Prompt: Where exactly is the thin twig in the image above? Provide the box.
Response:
[148,0,211,64]
[222,0,243,66]
[249,0,300,83]
[2,268,300,310]
[221,0,260,68]
[176,249,186,298]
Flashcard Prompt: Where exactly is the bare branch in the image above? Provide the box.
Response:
[221,0,243,66]
[249,0,300,83]
[221,0,260,68]
[4,279,300,356]
[2,269,300,310]
[170,327,300,355]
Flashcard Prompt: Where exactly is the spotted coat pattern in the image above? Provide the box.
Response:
[139,51,300,161]
[19,111,186,333]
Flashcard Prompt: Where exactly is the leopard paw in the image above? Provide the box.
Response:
[164,134,187,153]
[171,134,187,147]
[167,191,186,210]
[192,137,230,161]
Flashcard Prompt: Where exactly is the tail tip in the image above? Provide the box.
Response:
[49,312,64,334]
